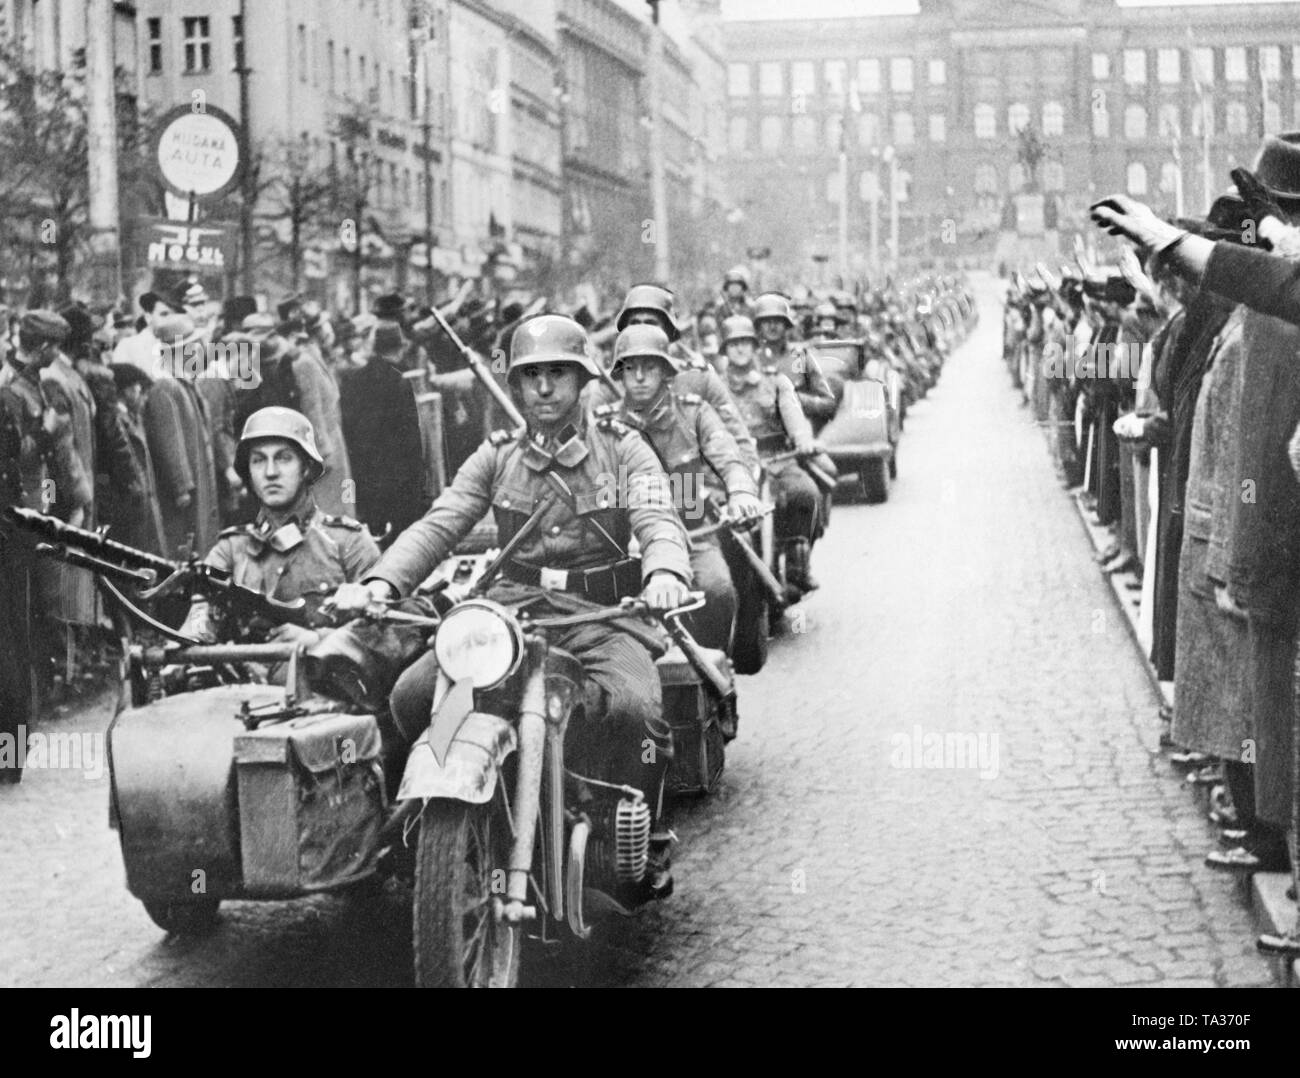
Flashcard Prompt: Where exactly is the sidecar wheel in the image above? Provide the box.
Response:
[141,897,220,935]
[414,800,520,988]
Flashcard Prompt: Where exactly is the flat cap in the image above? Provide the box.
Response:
[20,309,71,343]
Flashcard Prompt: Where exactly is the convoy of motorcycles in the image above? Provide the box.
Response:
[8,273,976,988]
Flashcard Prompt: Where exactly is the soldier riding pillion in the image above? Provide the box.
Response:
[720,315,824,595]
[602,323,762,659]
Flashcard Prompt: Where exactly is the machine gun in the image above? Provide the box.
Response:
[4,507,315,644]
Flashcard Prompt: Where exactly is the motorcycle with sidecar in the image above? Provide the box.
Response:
[9,506,735,987]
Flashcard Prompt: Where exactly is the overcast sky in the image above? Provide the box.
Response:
[720,0,1300,18]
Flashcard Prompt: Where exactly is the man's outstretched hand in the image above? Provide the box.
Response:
[1090,194,1185,253]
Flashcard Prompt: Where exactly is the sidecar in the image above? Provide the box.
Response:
[108,651,389,933]
[807,339,899,504]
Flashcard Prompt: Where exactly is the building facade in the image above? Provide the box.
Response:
[723,0,1300,277]
[3,1,730,307]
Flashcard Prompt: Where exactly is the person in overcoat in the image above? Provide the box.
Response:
[338,322,428,538]
[144,316,220,559]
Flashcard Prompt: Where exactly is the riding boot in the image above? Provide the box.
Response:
[785,538,817,592]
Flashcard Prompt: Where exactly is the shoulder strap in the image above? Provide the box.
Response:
[540,466,627,558]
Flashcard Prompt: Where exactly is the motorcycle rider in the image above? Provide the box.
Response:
[603,323,762,658]
[179,407,380,653]
[833,292,864,338]
[810,302,841,341]
[720,315,823,594]
[330,314,693,902]
[717,265,755,321]
[753,292,837,426]
[597,284,760,478]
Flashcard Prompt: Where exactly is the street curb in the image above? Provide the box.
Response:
[1066,486,1296,988]
[1065,488,1169,709]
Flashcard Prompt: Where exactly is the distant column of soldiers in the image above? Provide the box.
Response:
[1,266,974,794]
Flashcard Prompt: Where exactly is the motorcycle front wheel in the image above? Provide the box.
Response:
[413,799,521,988]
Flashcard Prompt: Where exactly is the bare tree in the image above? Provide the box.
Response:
[261,135,336,293]
[0,42,153,305]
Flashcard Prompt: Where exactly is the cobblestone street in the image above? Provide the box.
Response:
[0,280,1277,988]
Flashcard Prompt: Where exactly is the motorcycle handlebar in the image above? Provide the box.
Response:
[523,590,708,631]
[166,643,300,665]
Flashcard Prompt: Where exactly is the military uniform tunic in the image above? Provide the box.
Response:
[184,504,380,645]
[371,415,692,803]
[610,390,758,653]
[760,341,837,423]
[727,366,821,543]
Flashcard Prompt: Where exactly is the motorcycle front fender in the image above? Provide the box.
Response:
[397,711,517,804]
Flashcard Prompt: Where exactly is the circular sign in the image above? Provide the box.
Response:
[153,104,244,201]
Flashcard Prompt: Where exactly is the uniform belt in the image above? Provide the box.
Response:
[503,557,642,604]
[755,434,789,454]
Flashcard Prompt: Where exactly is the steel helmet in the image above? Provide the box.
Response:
[752,292,794,328]
[813,301,839,323]
[832,291,858,313]
[235,406,325,486]
[720,315,758,347]
[507,314,600,382]
[615,283,680,341]
[611,324,681,377]
[723,265,751,290]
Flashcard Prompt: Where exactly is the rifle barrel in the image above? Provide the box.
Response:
[423,306,527,431]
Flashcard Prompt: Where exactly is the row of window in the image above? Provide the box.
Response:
[1094,44,1297,86]
[731,95,1300,153]
[730,45,1300,99]
[318,136,451,218]
[729,56,940,98]
[145,15,426,122]
[816,158,1220,204]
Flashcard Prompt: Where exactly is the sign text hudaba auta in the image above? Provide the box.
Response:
[152,104,244,201]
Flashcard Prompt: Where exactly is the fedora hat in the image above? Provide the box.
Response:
[1250,132,1300,202]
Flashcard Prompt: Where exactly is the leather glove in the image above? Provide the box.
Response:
[327,579,398,619]
[267,622,322,648]
[1230,167,1284,232]
[641,570,691,612]
[1089,195,1186,253]
[726,491,763,525]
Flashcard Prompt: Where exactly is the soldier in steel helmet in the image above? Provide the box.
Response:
[810,301,841,341]
[832,291,864,338]
[596,283,760,478]
[601,323,762,661]
[330,314,693,902]
[718,265,755,321]
[179,406,380,651]
[719,315,823,594]
[752,292,837,425]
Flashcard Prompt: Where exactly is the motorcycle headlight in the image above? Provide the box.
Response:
[433,599,524,689]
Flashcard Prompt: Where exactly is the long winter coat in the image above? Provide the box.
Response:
[143,373,220,559]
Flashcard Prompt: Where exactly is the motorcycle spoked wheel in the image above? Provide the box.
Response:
[413,799,522,988]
